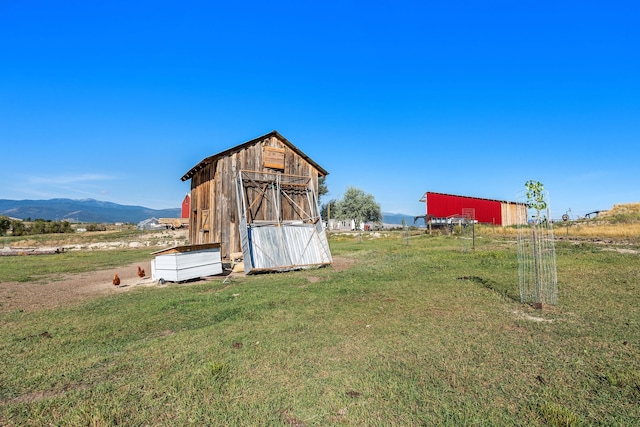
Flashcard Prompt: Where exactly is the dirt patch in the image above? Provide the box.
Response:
[0,261,159,313]
[512,309,555,323]
[329,256,356,272]
[0,256,356,313]
[604,247,640,254]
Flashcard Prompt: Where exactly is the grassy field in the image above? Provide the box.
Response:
[0,249,154,283]
[1,230,639,426]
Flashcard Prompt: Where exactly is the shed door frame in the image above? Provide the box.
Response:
[235,169,331,274]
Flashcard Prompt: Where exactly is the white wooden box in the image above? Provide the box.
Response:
[151,243,222,282]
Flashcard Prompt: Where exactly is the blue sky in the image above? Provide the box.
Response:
[1,1,638,219]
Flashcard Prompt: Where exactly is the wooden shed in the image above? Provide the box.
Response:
[180,131,331,270]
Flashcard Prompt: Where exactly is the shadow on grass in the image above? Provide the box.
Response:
[457,275,520,302]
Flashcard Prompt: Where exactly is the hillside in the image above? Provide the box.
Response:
[0,199,418,226]
[599,202,640,222]
[0,198,180,223]
[382,212,422,226]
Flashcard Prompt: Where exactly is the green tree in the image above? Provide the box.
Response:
[334,186,382,228]
[320,199,337,222]
[11,220,25,236]
[31,220,46,235]
[318,176,328,200]
[61,221,73,233]
[0,216,10,235]
[525,180,547,224]
[47,221,61,234]
[86,223,107,232]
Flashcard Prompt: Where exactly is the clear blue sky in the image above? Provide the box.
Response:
[1,1,638,219]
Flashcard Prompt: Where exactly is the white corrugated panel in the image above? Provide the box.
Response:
[244,223,331,273]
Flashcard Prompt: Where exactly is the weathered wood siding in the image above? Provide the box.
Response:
[188,161,213,247]
[501,201,527,226]
[188,134,322,259]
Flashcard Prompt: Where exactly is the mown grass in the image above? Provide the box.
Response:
[1,232,639,426]
[0,249,154,283]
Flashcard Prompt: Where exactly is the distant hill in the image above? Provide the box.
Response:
[0,199,422,226]
[381,212,423,226]
[0,198,180,223]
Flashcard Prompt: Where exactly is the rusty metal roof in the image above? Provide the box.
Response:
[180,130,329,181]
[150,243,221,255]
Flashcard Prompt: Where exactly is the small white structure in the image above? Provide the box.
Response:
[151,243,223,283]
[138,217,163,230]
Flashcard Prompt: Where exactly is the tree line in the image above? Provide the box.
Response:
[0,216,74,236]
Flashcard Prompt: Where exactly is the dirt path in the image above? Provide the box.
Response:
[1,256,355,313]
[0,261,159,313]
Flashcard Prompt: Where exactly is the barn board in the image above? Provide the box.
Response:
[263,146,285,170]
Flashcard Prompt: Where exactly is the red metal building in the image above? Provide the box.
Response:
[420,191,525,226]
[181,194,191,219]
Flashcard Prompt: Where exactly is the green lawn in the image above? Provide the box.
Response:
[1,233,638,426]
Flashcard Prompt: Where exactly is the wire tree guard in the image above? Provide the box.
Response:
[459,208,476,252]
[516,182,558,308]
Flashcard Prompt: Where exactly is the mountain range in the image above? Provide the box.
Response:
[0,198,419,225]
[380,212,424,226]
[0,198,181,224]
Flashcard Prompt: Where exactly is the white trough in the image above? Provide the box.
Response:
[151,243,222,283]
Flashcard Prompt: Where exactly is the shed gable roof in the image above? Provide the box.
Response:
[180,130,328,181]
